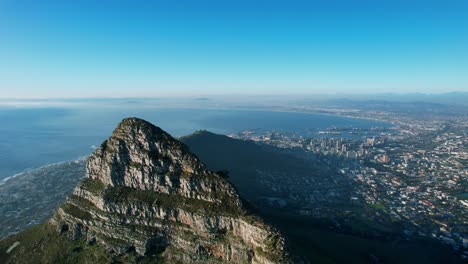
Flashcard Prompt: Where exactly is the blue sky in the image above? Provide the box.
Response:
[0,0,467,98]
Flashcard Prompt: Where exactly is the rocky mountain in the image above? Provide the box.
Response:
[0,118,291,264]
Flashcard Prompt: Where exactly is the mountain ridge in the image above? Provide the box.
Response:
[1,118,291,264]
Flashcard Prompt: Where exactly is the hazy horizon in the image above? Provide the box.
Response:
[1,90,468,99]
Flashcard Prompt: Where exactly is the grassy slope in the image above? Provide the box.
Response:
[0,223,109,264]
[0,222,168,264]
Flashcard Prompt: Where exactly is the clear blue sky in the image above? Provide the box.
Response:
[0,0,467,98]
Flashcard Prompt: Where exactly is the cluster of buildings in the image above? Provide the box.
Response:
[231,118,468,257]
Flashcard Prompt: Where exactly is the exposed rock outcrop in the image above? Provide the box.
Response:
[51,118,290,263]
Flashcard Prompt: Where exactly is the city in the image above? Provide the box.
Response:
[231,110,468,258]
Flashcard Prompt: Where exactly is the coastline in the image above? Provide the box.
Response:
[0,106,397,184]
[87,104,397,127]
[0,156,88,185]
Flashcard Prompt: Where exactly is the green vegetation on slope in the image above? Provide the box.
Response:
[0,222,172,264]
[102,185,243,217]
[61,203,93,221]
[80,178,106,194]
[0,223,109,264]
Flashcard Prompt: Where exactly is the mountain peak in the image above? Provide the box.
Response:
[43,118,290,263]
[114,117,167,138]
[88,117,214,193]
[0,118,291,263]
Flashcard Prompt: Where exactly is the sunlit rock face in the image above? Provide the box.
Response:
[86,118,240,203]
[52,118,290,264]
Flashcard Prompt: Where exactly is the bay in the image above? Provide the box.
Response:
[0,106,391,180]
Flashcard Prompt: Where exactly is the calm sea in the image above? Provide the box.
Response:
[0,106,391,180]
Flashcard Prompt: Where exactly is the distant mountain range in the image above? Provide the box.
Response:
[2,92,468,108]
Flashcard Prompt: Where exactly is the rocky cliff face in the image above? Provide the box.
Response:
[51,118,290,263]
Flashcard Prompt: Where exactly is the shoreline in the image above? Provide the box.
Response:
[75,104,398,127]
[0,103,397,127]
[0,106,398,185]
[0,156,88,186]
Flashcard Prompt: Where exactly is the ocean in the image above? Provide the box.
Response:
[0,106,391,180]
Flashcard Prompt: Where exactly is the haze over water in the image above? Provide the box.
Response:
[0,106,391,180]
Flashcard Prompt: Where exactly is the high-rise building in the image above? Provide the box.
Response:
[382,154,390,163]
[359,144,365,156]
[336,140,342,150]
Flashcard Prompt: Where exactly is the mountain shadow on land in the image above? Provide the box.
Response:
[181,131,462,264]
